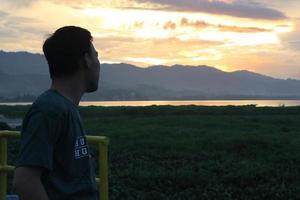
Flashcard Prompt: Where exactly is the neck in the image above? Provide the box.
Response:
[50,75,85,106]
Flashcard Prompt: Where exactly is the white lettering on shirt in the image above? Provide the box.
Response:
[74,136,89,159]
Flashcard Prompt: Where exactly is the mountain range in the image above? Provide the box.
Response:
[1,50,300,101]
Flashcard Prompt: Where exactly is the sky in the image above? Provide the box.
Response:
[0,0,299,79]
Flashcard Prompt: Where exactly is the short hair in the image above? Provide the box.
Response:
[43,26,93,79]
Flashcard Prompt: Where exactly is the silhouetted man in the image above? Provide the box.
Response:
[13,26,101,200]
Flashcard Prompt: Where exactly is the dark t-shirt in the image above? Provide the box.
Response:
[15,88,98,200]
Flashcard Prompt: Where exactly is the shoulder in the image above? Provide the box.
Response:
[30,89,70,120]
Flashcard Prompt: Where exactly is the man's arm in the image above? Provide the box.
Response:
[13,167,49,200]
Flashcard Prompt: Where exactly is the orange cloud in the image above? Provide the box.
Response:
[92,36,224,66]
[180,18,209,29]
[134,21,144,28]
[163,21,176,30]
[217,24,272,33]
[159,17,272,33]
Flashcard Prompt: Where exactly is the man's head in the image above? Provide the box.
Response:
[43,26,100,92]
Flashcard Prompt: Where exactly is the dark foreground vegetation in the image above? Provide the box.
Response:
[1,105,300,199]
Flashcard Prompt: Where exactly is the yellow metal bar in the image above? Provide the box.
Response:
[0,131,20,138]
[99,141,109,200]
[86,135,110,200]
[0,131,110,200]
[0,131,20,200]
[86,135,109,145]
[0,136,8,200]
[0,165,15,173]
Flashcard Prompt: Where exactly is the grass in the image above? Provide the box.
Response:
[2,105,300,199]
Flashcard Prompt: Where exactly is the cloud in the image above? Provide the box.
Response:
[250,0,300,18]
[0,10,48,52]
[0,10,43,32]
[180,18,209,29]
[0,0,37,8]
[134,21,144,29]
[93,36,224,66]
[216,24,271,33]
[0,10,9,17]
[159,17,271,33]
[0,0,99,9]
[280,18,300,52]
[133,0,287,20]
[1,0,287,20]
[163,21,176,30]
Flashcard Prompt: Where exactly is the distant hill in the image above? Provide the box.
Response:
[1,50,300,101]
[0,50,48,75]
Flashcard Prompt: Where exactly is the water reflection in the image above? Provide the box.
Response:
[79,100,300,107]
[1,100,300,107]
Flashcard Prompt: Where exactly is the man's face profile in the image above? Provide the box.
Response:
[84,43,100,93]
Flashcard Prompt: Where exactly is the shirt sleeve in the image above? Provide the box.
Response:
[15,108,63,171]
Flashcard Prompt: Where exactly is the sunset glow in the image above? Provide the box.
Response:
[0,0,299,79]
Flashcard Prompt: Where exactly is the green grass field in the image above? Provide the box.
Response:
[2,105,300,199]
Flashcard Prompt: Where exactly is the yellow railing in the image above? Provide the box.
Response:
[0,130,109,200]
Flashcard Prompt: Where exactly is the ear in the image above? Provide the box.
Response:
[79,53,90,69]
[83,52,92,69]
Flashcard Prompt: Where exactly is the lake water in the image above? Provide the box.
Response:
[0,114,22,128]
[1,100,300,107]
